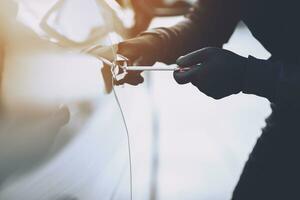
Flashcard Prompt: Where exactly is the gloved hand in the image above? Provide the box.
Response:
[174,47,247,99]
[116,34,162,85]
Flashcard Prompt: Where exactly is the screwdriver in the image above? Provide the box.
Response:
[123,65,191,72]
[97,56,191,72]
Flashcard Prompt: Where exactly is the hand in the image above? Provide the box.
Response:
[174,47,247,99]
[116,34,162,85]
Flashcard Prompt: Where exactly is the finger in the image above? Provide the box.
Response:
[176,47,221,67]
[118,40,142,63]
[173,64,204,84]
[134,56,156,66]
[115,77,144,86]
[124,73,144,85]
[115,73,144,86]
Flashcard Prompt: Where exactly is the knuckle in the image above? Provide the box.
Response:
[213,95,223,100]
[173,72,183,84]
[210,91,224,100]
[174,78,185,84]
[118,41,127,51]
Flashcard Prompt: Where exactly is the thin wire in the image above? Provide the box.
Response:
[111,81,133,200]
[108,34,133,200]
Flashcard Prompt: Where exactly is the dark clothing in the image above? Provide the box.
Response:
[145,0,300,106]
[142,0,300,198]
[232,104,300,199]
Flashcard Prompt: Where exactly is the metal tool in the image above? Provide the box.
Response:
[114,54,191,72]
[96,52,193,75]
[124,65,192,72]
[98,57,190,72]
[124,65,179,71]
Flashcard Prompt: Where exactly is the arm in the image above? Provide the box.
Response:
[142,0,241,63]
[244,57,300,106]
[116,0,241,85]
[173,47,300,107]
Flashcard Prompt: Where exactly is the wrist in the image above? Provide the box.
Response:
[242,56,282,102]
[139,28,173,63]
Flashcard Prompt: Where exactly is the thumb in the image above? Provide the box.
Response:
[176,47,220,67]
[118,39,143,63]
[173,64,204,84]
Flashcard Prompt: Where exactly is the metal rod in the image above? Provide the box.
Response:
[124,65,180,71]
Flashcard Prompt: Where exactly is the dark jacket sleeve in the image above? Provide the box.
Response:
[141,0,241,64]
[243,57,300,107]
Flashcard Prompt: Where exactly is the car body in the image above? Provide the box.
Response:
[0,1,153,199]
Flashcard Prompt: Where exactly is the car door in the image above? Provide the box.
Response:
[0,0,152,199]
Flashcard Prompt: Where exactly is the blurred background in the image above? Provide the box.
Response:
[0,0,271,200]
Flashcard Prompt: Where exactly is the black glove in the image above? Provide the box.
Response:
[174,47,247,99]
[116,34,162,85]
